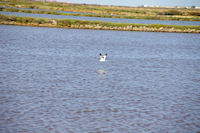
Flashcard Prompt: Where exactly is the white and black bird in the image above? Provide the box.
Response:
[99,53,107,62]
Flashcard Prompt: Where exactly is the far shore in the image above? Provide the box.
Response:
[1,7,200,22]
[0,0,200,22]
[0,14,200,33]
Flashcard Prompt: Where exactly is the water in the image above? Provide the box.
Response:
[0,25,200,133]
[1,11,200,26]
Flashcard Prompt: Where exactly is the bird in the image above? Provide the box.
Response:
[99,53,107,62]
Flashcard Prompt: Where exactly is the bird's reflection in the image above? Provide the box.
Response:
[98,69,106,75]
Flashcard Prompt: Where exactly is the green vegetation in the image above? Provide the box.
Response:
[158,10,183,15]
[0,7,65,15]
[0,0,200,21]
[1,6,200,21]
[1,14,200,33]
[0,14,51,24]
[0,0,199,33]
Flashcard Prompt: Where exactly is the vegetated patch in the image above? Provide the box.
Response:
[158,10,183,15]
[0,14,200,33]
[1,0,200,21]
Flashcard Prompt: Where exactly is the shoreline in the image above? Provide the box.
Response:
[0,0,200,22]
[0,14,200,33]
[0,7,200,22]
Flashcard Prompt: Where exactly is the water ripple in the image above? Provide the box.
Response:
[0,25,200,133]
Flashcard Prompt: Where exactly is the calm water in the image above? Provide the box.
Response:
[1,11,200,26]
[0,25,200,133]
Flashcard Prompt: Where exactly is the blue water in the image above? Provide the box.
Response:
[1,11,200,26]
[0,25,200,133]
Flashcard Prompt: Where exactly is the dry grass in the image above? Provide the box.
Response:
[0,0,200,21]
[1,14,200,33]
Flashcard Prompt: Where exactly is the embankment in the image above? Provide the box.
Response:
[0,14,200,33]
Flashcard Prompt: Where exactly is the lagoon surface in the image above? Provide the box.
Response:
[0,25,200,133]
[1,11,200,26]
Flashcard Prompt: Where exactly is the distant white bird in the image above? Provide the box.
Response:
[99,53,107,62]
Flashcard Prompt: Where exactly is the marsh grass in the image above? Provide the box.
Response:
[0,0,200,21]
[1,14,200,33]
[1,7,200,22]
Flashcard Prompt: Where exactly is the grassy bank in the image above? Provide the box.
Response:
[0,0,200,21]
[0,14,200,33]
[1,7,200,22]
